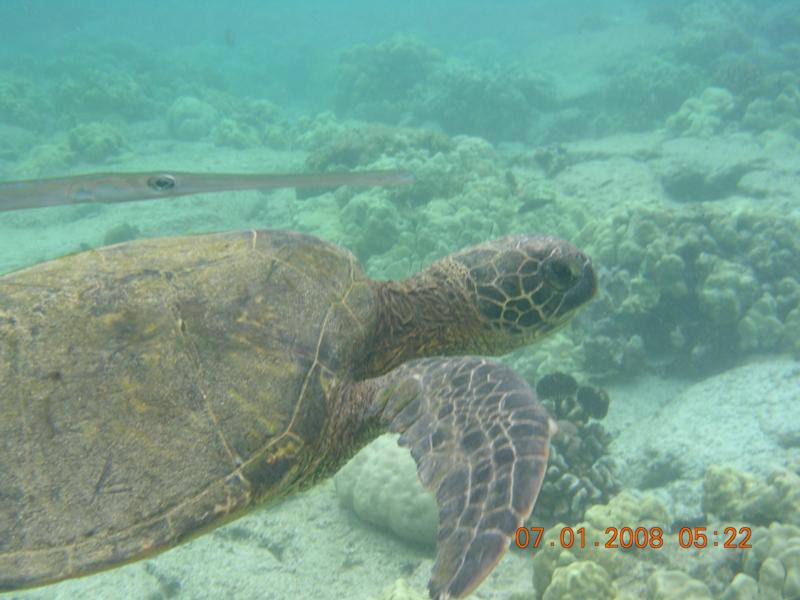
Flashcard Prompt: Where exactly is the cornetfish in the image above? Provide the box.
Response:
[0,169,414,212]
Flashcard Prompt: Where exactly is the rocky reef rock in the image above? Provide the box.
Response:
[333,35,555,142]
[647,570,713,600]
[531,492,671,599]
[334,434,438,548]
[577,204,800,378]
[703,463,800,527]
[740,523,800,600]
[67,122,125,163]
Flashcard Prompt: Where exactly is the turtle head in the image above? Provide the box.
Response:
[436,234,597,355]
[367,235,596,374]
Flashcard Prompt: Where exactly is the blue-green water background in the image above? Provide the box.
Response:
[1,0,799,598]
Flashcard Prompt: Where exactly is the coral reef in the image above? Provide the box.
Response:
[15,143,73,178]
[0,123,36,160]
[671,1,753,66]
[741,75,800,138]
[544,560,616,600]
[533,373,618,524]
[531,492,672,599]
[303,123,456,207]
[537,372,610,422]
[665,87,735,139]
[0,71,46,129]
[333,35,555,142]
[334,35,443,125]
[759,4,800,45]
[575,204,800,377]
[166,96,219,141]
[340,193,402,258]
[212,118,259,149]
[738,523,800,600]
[710,56,771,108]
[204,94,289,149]
[423,64,537,142]
[532,491,769,597]
[647,570,713,599]
[55,68,155,120]
[600,58,703,134]
[292,119,537,280]
[720,573,758,600]
[583,491,671,533]
[703,464,800,528]
[67,122,126,163]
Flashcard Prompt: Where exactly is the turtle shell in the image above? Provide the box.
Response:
[0,229,376,590]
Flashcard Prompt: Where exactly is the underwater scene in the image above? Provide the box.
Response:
[1,0,799,598]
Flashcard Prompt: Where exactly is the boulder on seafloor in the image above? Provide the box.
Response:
[334,434,438,548]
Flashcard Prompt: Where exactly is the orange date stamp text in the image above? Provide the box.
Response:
[514,526,752,550]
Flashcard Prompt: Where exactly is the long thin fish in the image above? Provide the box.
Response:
[0,169,414,212]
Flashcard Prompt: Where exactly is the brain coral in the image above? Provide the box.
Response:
[334,434,438,548]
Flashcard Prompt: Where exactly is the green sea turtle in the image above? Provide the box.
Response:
[0,229,596,599]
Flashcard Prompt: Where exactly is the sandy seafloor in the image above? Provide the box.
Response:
[2,128,799,599]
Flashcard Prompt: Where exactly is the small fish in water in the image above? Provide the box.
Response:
[0,169,415,212]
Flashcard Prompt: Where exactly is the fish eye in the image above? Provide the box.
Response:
[147,174,177,192]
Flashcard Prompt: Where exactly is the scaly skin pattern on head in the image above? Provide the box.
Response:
[361,234,596,376]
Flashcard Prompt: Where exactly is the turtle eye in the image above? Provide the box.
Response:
[546,257,578,289]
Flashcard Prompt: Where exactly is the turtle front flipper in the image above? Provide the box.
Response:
[370,357,553,600]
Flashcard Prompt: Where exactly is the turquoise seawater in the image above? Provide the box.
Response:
[1,1,799,598]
